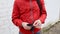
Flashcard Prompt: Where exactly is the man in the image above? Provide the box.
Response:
[12,0,47,34]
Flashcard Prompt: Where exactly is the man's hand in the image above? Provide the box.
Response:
[33,20,42,29]
[22,22,32,30]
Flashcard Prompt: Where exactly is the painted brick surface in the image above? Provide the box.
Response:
[0,0,19,34]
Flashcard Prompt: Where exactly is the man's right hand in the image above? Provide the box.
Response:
[22,22,32,30]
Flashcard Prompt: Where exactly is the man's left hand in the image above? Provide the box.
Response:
[33,20,42,29]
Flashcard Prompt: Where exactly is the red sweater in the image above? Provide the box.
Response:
[12,0,47,34]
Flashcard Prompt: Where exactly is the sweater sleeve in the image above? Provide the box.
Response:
[39,0,47,24]
[12,1,22,27]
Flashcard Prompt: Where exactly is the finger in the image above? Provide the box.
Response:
[33,22,38,26]
[24,26,31,30]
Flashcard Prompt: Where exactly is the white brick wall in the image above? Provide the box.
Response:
[0,0,60,34]
[0,0,19,34]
